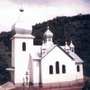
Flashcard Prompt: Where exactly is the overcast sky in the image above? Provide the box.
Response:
[0,0,90,32]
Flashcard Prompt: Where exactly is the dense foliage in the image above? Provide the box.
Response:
[0,14,90,84]
[0,32,12,84]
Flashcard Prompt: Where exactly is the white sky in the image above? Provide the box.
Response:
[0,0,90,32]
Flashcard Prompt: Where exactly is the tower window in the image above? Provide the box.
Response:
[49,65,53,74]
[77,65,80,72]
[22,42,26,51]
[62,65,66,73]
[56,61,59,74]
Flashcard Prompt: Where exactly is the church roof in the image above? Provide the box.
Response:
[69,51,83,64]
[40,45,83,63]
[60,46,83,64]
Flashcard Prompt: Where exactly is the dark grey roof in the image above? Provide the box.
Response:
[69,51,84,64]
[41,45,83,64]
[59,46,74,60]
[41,45,74,60]
[60,46,84,63]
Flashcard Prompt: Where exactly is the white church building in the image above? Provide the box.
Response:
[10,24,84,86]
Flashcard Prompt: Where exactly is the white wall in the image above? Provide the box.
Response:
[75,64,84,80]
[12,34,34,84]
[41,46,83,84]
[33,60,40,85]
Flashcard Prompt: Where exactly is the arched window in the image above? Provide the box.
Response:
[22,42,26,51]
[49,65,53,74]
[56,61,59,74]
[62,65,66,73]
[77,65,80,72]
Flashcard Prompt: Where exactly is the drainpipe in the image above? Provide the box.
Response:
[39,49,42,87]
[39,60,42,87]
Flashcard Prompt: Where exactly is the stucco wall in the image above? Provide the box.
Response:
[12,34,34,84]
[41,47,83,84]
[33,60,40,84]
[75,64,84,80]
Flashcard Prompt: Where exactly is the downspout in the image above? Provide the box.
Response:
[39,49,42,86]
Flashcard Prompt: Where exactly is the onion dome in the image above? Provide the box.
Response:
[70,41,75,48]
[44,26,53,37]
[65,42,70,53]
[11,9,32,35]
[65,42,70,50]
[70,41,75,52]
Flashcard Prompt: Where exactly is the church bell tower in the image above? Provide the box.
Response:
[11,9,34,84]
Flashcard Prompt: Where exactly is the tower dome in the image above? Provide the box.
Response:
[65,42,70,49]
[44,26,53,37]
[65,42,70,53]
[11,9,32,35]
[70,41,75,48]
[70,41,75,52]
